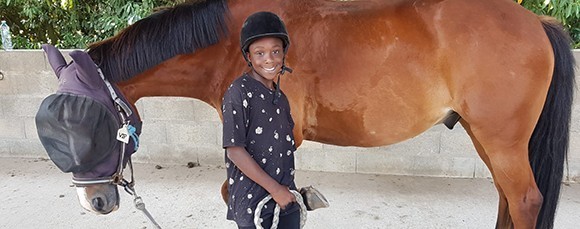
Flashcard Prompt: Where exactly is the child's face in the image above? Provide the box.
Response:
[247,37,285,83]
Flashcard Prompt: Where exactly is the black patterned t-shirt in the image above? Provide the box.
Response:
[222,73,299,227]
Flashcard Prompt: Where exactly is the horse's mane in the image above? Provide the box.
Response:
[87,0,229,83]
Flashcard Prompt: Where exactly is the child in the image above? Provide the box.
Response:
[222,11,300,229]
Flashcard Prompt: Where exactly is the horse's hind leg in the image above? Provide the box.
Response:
[460,115,543,229]
[460,120,513,228]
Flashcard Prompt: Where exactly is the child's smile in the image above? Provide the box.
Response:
[247,37,285,89]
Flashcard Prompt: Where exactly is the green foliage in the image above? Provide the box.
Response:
[0,0,176,49]
[518,0,580,48]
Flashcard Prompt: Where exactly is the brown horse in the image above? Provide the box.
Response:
[75,0,575,228]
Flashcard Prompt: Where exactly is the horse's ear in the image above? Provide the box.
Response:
[41,44,67,79]
[69,50,102,88]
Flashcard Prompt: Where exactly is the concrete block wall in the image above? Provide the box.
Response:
[1,50,579,182]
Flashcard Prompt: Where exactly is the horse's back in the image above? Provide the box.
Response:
[284,0,553,146]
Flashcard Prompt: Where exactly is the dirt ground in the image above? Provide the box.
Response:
[1,157,579,229]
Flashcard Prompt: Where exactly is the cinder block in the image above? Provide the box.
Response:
[440,127,479,158]
[192,100,221,122]
[1,96,45,118]
[11,72,58,96]
[356,151,475,178]
[0,140,11,156]
[133,143,198,165]
[24,118,39,140]
[0,71,15,95]
[295,147,356,173]
[0,118,25,139]
[139,120,168,144]
[9,139,46,157]
[166,121,221,147]
[140,97,196,121]
[196,146,225,166]
[474,159,492,178]
[569,133,580,160]
[0,50,47,72]
[566,160,580,183]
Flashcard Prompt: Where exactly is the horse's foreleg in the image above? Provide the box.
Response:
[460,120,513,228]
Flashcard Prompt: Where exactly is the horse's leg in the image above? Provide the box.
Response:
[460,120,512,228]
[462,118,542,228]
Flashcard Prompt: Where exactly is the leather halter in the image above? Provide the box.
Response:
[71,66,136,188]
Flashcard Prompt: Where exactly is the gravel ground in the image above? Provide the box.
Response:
[1,157,579,229]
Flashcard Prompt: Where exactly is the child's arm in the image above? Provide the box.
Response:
[226,146,296,209]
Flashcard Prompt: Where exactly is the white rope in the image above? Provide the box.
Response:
[254,190,307,229]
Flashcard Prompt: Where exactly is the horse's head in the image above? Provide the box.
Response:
[37,44,141,215]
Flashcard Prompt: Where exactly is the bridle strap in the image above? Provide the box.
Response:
[71,66,160,228]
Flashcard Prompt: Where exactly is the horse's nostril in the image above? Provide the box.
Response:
[92,197,105,211]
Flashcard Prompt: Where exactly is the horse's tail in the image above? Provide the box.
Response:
[529,16,576,229]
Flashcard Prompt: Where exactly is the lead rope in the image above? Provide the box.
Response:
[254,190,307,229]
[122,159,162,229]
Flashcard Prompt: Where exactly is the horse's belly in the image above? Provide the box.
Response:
[304,98,449,147]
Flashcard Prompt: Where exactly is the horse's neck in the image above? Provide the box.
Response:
[117,52,242,110]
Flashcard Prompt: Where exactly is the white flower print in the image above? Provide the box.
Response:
[247,208,252,214]
[276,108,280,114]
[247,92,253,98]
[260,94,265,100]
[292,140,295,145]
[274,130,279,140]
[269,117,273,122]
[261,109,266,113]
[235,125,239,129]
[231,139,235,143]
[290,169,295,176]
[243,99,248,108]
[268,146,273,152]
[276,168,280,175]
[262,158,267,164]
[225,162,230,168]
[248,194,253,199]
[233,110,237,115]
[239,176,244,181]
[287,150,292,156]
[286,135,291,142]
[229,178,234,185]
[280,153,283,157]
[255,127,263,135]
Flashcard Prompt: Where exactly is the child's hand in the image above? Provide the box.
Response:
[270,186,296,209]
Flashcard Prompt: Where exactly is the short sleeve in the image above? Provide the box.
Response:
[222,85,248,148]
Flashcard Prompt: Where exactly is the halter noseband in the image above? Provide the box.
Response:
[70,67,161,229]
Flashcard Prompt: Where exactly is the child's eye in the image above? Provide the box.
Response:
[273,50,280,54]
[255,51,264,56]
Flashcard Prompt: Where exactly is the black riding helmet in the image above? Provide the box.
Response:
[240,11,293,104]
[240,11,290,66]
